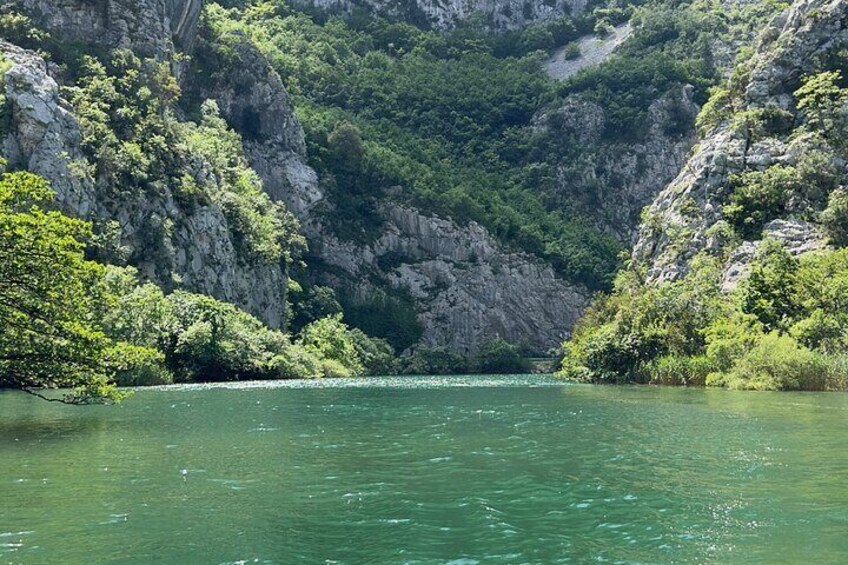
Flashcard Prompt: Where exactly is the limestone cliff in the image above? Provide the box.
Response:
[295,0,587,30]
[185,31,322,220]
[632,0,848,285]
[309,204,590,353]
[1,0,591,353]
[9,0,202,57]
[0,0,297,327]
[533,85,699,243]
[0,40,290,326]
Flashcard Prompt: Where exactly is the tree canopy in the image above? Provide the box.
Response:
[0,168,123,403]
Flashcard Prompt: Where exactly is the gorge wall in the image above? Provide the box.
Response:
[1,0,291,327]
[294,0,587,31]
[1,0,593,353]
[632,0,848,285]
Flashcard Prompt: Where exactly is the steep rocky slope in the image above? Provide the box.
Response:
[309,204,589,353]
[11,0,202,57]
[1,0,593,353]
[632,0,848,283]
[544,23,632,81]
[0,0,295,327]
[295,0,587,30]
[532,85,699,243]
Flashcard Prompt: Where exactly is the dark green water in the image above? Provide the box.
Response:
[3,375,848,564]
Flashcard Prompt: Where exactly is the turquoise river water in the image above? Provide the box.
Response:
[2,374,848,563]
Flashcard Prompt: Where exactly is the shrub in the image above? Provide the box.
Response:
[703,312,764,372]
[739,239,799,331]
[349,328,396,375]
[594,19,614,38]
[820,354,848,391]
[270,345,323,379]
[563,42,581,60]
[476,338,532,374]
[790,309,847,353]
[695,86,732,135]
[647,354,715,386]
[400,347,470,375]
[821,188,848,246]
[722,166,795,238]
[298,314,365,376]
[340,291,423,351]
[102,343,172,387]
[795,71,848,137]
[708,332,828,391]
[96,266,390,382]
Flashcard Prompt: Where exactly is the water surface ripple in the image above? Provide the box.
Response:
[2,375,848,563]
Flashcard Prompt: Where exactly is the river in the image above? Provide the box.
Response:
[2,375,847,563]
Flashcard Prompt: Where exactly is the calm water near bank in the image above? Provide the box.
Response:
[2,375,848,563]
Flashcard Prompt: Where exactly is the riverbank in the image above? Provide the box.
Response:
[560,247,848,392]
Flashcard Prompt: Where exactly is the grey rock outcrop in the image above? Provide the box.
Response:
[0,42,96,215]
[188,35,322,219]
[721,219,827,292]
[1,41,288,327]
[296,0,586,30]
[534,85,699,243]
[310,204,590,353]
[7,0,202,57]
[632,0,848,284]
[544,24,632,81]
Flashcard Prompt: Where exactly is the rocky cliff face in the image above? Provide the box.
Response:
[534,85,700,243]
[9,0,202,57]
[2,0,590,352]
[0,40,289,326]
[186,32,322,220]
[632,0,848,284]
[296,0,586,30]
[309,204,590,353]
[0,0,296,327]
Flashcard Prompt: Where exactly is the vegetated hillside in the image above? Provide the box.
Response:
[288,0,590,30]
[1,0,786,378]
[191,0,782,354]
[561,0,848,391]
[0,0,399,401]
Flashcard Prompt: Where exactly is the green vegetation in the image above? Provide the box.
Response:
[476,338,533,373]
[400,338,533,375]
[182,0,783,300]
[195,1,630,290]
[0,165,533,400]
[563,42,581,60]
[562,64,848,391]
[560,243,848,390]
[0,0,800,396]
[97,265,396,384]
[0,168,122,403]
[65,51,304,265]
[0,170,399,401]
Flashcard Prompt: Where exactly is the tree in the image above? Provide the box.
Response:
[821,188,848,247]
[795,71,848,138]
[0,170,122,403]
[476,338,531,374]
[740,239,800,332]
[298,314,364,377]
[327,121,365,179]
